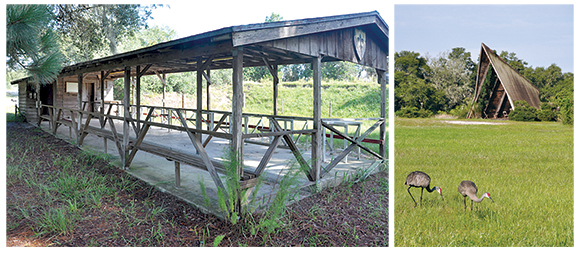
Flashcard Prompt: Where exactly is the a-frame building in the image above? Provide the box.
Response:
[467,43,540,119]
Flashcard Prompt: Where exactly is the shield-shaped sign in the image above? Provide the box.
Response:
[354,28,366,61]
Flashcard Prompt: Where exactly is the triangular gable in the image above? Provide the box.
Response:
[468,43,540,118]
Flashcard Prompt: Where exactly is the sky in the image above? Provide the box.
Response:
[394,4,574,73]
[147,2,574,74]
[147,1,393,39]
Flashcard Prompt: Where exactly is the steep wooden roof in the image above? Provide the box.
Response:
[56,11,388,79]
[472,43,540,110]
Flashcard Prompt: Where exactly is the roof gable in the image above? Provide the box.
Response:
[471,43,540,114]
[481,43,540,108]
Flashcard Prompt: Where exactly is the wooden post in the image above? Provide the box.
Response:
[100,71,106,127]
[231,48,244,178]
[175,161,181,188]
[77,73,83,145]
[311,56,322,182]
[196,58,203,141]
[206,69,211,111]
[136,66,142,132]
[162,73,166,107]
[205,69,211,130]
[123,66,131,169]
[263,58,279,116]
[377,69,387,164]
[273,64,278,116]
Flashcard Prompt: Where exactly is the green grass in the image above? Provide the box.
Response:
[243,80,387,154]
[394,118,573,247]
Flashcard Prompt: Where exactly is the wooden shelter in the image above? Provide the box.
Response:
[467,43,540,119]
[12,11,388,212]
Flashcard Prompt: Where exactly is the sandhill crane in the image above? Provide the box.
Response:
[458,180,494,214]
[404,171,443,207]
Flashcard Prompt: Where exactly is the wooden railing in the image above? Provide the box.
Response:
[37,103,384,191]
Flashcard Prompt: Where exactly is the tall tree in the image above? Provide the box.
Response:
[499,51,528,73]
[394,51,442,113]
[394,51,430,79]
[6,4,63,84]
[427,47,474,110]
[265,12,283,23]
[244,12,283,82]
[51,4,155,63]
[118,25,177,53]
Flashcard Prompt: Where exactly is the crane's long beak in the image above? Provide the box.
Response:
[489,196,494,203]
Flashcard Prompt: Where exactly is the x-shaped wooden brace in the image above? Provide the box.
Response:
[270,118,314,181]
[173,109,230,211]
[320,119,384,177]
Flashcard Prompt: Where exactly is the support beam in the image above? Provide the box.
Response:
[321,120,384,176]
[311,56,322,181]
[155,72,167,107]
[263,57,279,115]
[254,135,282,176]
[197,56,214,135]
[77,73,83,145]
[53,109,62,134]
[125,107,155,166]
[271,119,313,181]
[202,113,229,147]
[100,71,106,127]
[231,48,244,178]
[377,69,387,160]
[196,58,204,141]
[174,109,229,209]
[107,116,124,161]
[175,161,181,188]
[136,66,142,131]
[206,69,211,111]
[78,113,94,146]
[322,121,383,160]
[123,66,131,169]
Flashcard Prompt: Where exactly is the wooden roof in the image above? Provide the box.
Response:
[472,43,540,110]
[57,11,388,79]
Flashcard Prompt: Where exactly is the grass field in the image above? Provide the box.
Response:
[243,80,386,154]
[394,118,573,247]
[142,80,387,153]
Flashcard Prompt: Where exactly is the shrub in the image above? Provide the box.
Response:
[395,106,433,118]
[536,102,558,122]
[509,101,538,121]
[559,96,573,125]
[449,104,470,119]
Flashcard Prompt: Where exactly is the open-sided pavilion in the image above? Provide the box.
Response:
[13,11,389,216]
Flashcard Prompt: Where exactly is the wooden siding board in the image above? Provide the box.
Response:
[298,36,311,56]
[255,26,387,70]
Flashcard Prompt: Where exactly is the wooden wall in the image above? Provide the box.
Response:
[56,75,114,119]
[258,27,387,70]
[17,81,38,124]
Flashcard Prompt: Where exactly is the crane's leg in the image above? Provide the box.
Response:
[420,188,424,206]
[470,200,474,215]
[407,187,417,208]
[463,196,467,212]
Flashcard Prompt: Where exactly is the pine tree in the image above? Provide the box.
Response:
[6,4,63,84]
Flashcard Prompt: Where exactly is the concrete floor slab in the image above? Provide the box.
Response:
[38,117,382,219]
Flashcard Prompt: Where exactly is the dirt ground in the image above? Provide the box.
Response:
[5,122,389,247]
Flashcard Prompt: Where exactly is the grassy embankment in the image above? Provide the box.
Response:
[141,80,386,153]
[242,80,386,154]
[394,118,573,247]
